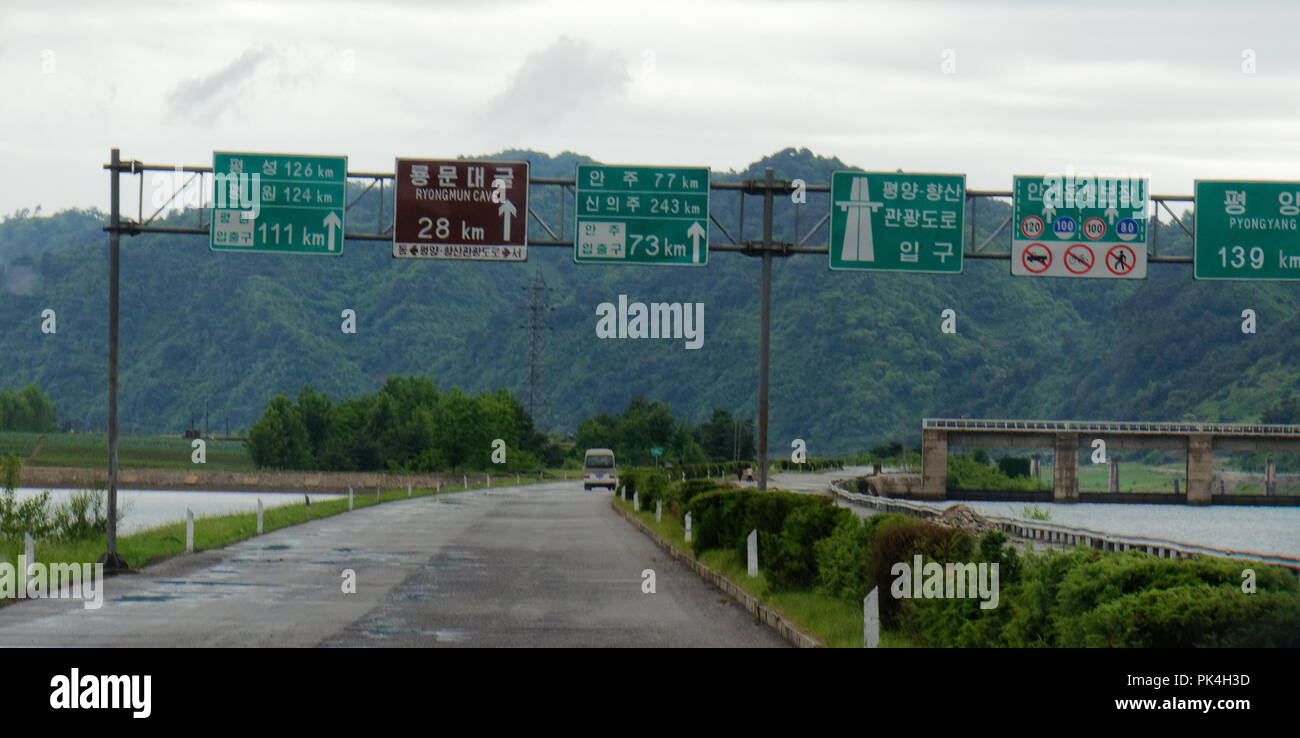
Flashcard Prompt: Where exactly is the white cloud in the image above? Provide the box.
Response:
[3,0,1300,214]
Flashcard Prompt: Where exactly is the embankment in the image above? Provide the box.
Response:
[19,466,536,494]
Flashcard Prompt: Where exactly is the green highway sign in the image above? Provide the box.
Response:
[1194,180,1300,280]
[829,171,965,273]
[210,151,347,255]
[650,447,663,457]
[1011,174,1148,279]
[574,165,709,266]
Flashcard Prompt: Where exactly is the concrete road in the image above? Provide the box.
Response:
[0,482,785,648]
[766,466,872,495]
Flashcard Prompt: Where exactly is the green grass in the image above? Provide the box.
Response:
[1,433,593,478]
[1229,482,1300,495]
[0,432,41,458]
[0,432,257,472]
[1075,461,1185,493]
[611,495,918,648]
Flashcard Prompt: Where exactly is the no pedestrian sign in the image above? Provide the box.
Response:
[393,158,529,261]
[1010,174,1148,279]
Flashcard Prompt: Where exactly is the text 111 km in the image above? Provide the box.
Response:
[257,223,329,247]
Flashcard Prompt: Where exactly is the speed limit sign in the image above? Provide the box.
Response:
[1011,174,1148,279]
[1021,215,1044,239]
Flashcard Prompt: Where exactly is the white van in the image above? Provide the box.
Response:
[583,448,617,491]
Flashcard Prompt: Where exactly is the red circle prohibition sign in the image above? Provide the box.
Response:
[1064,243,1094,274]
[1022,243,1052,273]
[1021,216,1044,239]
[1106,244,1136,275]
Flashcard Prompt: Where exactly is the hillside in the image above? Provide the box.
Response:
[0,148,1294,456]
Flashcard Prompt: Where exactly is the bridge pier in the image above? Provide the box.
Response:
[920,428,947,500]
[1186,433,1213,505]
[1053,433,1079,503]
[926,418,1300,507]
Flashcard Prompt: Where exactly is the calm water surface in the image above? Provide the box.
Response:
[12,488,344,535]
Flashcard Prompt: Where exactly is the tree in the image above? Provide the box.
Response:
[0,385,57,432]
[246,395,312,469]
[616,396,676,465]
[1261,393,1300,424]
[295,384,333,465]
[697,408,755,461]
[574,413,619,454]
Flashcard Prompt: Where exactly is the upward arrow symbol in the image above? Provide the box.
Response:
[323,211,342,251]
[499,200,517,241]
[687,222,706,263]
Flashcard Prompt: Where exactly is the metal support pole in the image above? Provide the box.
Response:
[100,148,127,570]
[757,167,774,491]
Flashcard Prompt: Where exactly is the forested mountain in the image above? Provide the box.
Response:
[1,148,1294,456]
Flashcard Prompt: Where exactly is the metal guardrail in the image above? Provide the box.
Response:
[923,418,1300,436]
[828,482,1300,572]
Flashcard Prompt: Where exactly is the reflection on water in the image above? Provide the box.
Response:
[11,488,344,535]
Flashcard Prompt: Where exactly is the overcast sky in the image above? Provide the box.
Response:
[2,0,1299,217]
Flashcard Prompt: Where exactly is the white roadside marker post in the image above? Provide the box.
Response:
[864,587,880,648]
[747,529,758,577]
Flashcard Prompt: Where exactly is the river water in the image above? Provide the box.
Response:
[9,488,344,535]
[942,499,1300,559]
[778,467,1300,559]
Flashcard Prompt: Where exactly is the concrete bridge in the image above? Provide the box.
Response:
[921,418,1300,505]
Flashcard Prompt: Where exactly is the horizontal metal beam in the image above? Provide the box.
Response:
[103,160,1201,264]
[925,417,1300,437]
[97,223,1201,264]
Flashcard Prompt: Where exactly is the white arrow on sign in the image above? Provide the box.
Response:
[499,200,517,241]
[1042,205,1056,221]
[323,211,342,251]
[1105,206,1118,225]
[687,221,706,263]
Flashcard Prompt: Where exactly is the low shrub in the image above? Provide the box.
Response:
[772,458,845,472]
[1070,584,1300,648]
[868,521,976,629]
[48,488,109,541]
[948,453,1046,492]
[815,514,873,601]
[657,478,720,516]
[765,499,850,590]
[687,489,753,556]
[640,472,669,507]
